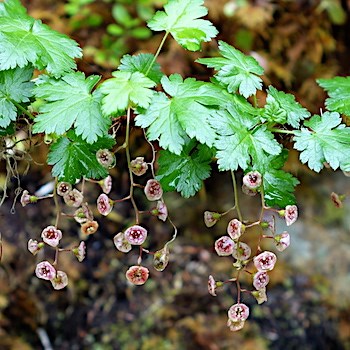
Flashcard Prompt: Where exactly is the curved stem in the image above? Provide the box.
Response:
[270,128,296,135]
[145,31,170,77]
[231,171,242,221]
[125,107,140,223]
[10,99,35,119]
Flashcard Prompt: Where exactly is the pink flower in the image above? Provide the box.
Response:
[252,287,267,304]
[253,271,270,290]
[41,226,62,247]
[96,149,116,168]
[28,239,44,255]
[130,157,148,176]
[151,201,168,222]
[113,232,132,253]
[99,175,112,194]
[63,189,84,207]
[283,205,298,226]
[56,182,72,196]
[35,261,56,280]
[330,192,344,209]
[227,219,245,240]
[20,190,38,206]
[227,319,245,332]
[261,215,275,233]
[204,211,221,227]
[153,246,170,271]
[125,265,149,285]
[97,193,113,216]
[274,231,290,252]
[253,251,277,271]
[228,303,250,322]
[214,236,235,256]
[243,171,262,190]
[51,270,68,290]
[73,241,86,262]
[232,242,251,260]
[144,179,163,201]
[208,275,217,296]
[124,225,148,245]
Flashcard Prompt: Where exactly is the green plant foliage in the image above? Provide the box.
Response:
[293,111,350,172]
[0,0,82,76]
[119,53,164,84]
[100,71,156,115]
[262,86,311,127]
[210,105,281,171]
[148,0,218,51]
[197,40,264,98]
[317,77,350,115]
[33,73,109,144]
[157,139,214,197]
[0,66,34,128]
[135,74,226,154]
[48,131,115,183]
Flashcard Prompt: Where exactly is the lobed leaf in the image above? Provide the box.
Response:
[293,111,350,172]
[197,41,264,98]
[0,0,82,76]
[100,71,156,115]
[33,72,110,144]
[0,66,34,128]
[157,140,214,197]
[48,131,115,183]
[148,0,218,51]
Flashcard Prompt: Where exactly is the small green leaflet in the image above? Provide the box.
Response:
[136,74,227,154]
[100,71,156,116]
[197,41,264,98]
[119,53,164,84]
[317,77,350,116]
[48,131,115,183]
[211,105,281,171]
[0,0,82,76]
[253,150,299,208]
[33,72,110,144]
[0,66,34,128]
[294,111,350,172]
[148,0,218,51]
[262,86,310,128]
[157,140,214,198]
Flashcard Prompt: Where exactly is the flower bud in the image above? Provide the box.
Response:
[151,201,168,222]
[97,193,113,216]
[227,319,245,332]
[28,239,44,255]
[208,275,217,296]
[330,192,345,209]
[274,231,290,252]
[252,287,267,304]
[73,241,86,262]
[20,190,38,207]
[98,175,112,194]
[153,246,169,271]
[280,205,298,226]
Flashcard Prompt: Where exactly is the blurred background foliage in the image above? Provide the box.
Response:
[1,0,350,349]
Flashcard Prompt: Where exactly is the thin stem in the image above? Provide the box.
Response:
[125,107,140,223]
[231,171,243,221]
[53,178,61,228]
[258,182,265,222]
[236,271,241,303]
[253,95,258,108]
[164,216,178,247]
[270,128,296,135]
[10,99,35,119]
[145,31,170,76]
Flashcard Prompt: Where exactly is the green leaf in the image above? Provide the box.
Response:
[197,41,264,98]
[0,66,34,128]
[33,72,110,144]
[263,86,310,128]
[119,53,164,84]
[317,77,350,116]
[211,105,281,171]
[100,71,156,115]
[294,111,350,172]
[135,74,227,154]
[157,139,214,197]
[0,0,82,76]
[148,0,218,51]
[253,150,299,208]
[48,131,115,183]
